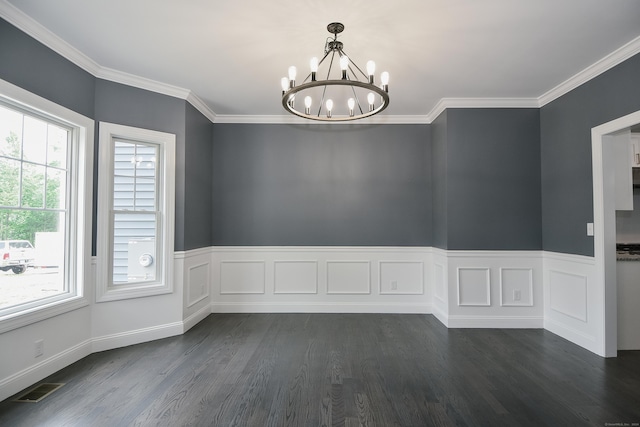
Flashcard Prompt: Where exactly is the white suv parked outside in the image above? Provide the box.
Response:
[0,240,35,274]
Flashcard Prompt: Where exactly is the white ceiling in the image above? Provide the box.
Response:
[3,0,640,121]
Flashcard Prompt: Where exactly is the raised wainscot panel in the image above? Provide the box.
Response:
[220,261,266,294]
[327,261,371,294]
[457,267,491,306]
[500,268,534,307]
[549,269,588,322]
[187,262,210,307]
[379,261,424,295]
[434,263,446,302]
[274,261,318,294]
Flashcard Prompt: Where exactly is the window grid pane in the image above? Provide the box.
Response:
[0,100,72,312]
[113,140,157,211]
[112,211,157,284]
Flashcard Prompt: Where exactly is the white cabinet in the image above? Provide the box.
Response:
[632,133,640,167]
[617,260,640,350]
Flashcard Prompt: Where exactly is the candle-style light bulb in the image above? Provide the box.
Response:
[381,71,389,92]
[339,56,349,79]
[310,57,318,81]
[366,60,376,84]
[304,96,312,115]
[281,77,289,94]
[326,99,333,118]
[367,92,375,112]
[348,98,355,117]
[288,66,297,87]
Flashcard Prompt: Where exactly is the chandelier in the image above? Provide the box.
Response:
[281,22,389,122]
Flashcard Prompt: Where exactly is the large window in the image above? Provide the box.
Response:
[96,123,175,302]
[0,79,93,332]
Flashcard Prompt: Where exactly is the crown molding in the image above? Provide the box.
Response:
[537,35,640,107]
[186,92,217,123]
[3,0,639,125]
[95,68,218,122]
[0,0,219,121]
[0,0,101,75]
[96,66,191,99]
[213,114,430,124]
[426,97,540,122]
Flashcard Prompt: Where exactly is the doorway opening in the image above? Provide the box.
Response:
[592,110,640,357]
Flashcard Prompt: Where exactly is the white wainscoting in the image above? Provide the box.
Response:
[182,247,600,355]
[220,261,266,294]
[274,261,318,294]
[457,267,491,306]
[444,251,544,328]
[175,247,213,332]
[379,261,424,295]
[431,249,449,325]
[500,268,534,307]
[542,251,599,355]
[210,247,432,313]
[326,261,371,294]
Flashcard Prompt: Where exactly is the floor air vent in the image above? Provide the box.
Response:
[14,383,65,403]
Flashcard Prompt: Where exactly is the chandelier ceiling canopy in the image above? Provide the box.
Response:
[281,23,390,122]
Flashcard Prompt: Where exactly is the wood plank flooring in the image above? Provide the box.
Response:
[1,314,639,426]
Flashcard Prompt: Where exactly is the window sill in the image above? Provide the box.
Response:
[95,283,173,303]
[0,294,90,334]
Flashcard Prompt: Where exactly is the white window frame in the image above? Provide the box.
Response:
[0,78,93,334]
[96,122,175,302]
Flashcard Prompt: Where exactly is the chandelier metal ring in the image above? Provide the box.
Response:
[282,80,389,122]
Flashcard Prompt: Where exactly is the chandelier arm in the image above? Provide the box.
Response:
[339,49,369,81]
[316,50,337,116]
[348,80,365,115]
[317,84,328,117]
[325,50,337,81]
[315,49,333,68]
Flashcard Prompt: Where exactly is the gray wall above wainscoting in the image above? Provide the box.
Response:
[431,110,449,249]
[184,102,214,250]
[541,52,640,257]
[93,79,188,251]
[212,124,432,246]
[0,18,95,120]
[434,108,542,250]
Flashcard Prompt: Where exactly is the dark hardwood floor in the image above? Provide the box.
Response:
[1,314,639,426]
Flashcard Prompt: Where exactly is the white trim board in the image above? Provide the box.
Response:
[591,110,640,357]
[2,1,639,124]
[0,339,92,402]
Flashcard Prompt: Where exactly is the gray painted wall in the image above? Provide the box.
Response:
[541,52,640,256]
[94,79,189,251]
[6,15,640,255]
[212,124,432,246]
[1,19,212,253]
[0,18,95,118]
[184,103,214,250]
[434,108,542,250]
[431,111,448,249]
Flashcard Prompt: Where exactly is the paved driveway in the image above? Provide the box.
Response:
[0,268,63,309]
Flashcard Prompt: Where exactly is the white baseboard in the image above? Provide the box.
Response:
[211,302,431,314]
[183,304,212,333]
[447,315,544,328]
[544,318,600,355]
[542,251,600,355]
[91,322,184,353]
[0,339,92,402]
